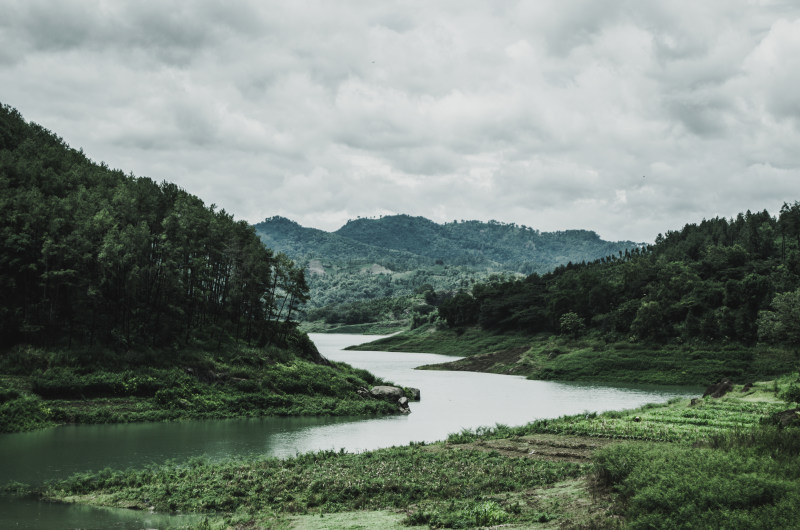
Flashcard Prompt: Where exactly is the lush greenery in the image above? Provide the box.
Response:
[0,103,403,433]
[353,204,800,387]
[1,104,311,352]
[26,376,800,528]
[446,381,789,445]
[593,433,800,529]
[253,215,637,331]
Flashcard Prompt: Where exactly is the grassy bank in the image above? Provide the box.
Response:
[350,324,798,386]
[345,324,532,356]
[0,342,399,434]
[22,375,800,528]
[299,320,409,335]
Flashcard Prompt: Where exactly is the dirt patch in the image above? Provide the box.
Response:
[363,263,392,274]
[307,259,326,276]
[420,346,529,373]
[436,434,616,464]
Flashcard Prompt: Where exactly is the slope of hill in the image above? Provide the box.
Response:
[254,216,434,269]
[0,103,400,433]
[335,214,638,274]
[353,204,800,384]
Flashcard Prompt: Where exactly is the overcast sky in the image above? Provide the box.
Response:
[2,1,799,242]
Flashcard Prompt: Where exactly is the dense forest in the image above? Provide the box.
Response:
[335,214,637,273]
[437,206,800,347]
[0,104,310,352]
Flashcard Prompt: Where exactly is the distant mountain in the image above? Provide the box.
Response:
[253,215,640,319]
[335,215,638,273]
[254,216,434,270]
[257,214,638,275]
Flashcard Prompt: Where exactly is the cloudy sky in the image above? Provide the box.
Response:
[2,1,799,242]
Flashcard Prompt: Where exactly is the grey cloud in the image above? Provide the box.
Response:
[2,1,800,243]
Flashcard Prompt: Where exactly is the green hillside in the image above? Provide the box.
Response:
[336,214,637,273]
[0,103,399,433]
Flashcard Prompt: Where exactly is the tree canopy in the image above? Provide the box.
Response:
[0,103,308,352]
[438,206,800,347]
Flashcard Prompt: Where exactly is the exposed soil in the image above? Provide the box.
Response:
[419,346,529,373]
[431,434,617,464]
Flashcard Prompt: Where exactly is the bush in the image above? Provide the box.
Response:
[593,439,800,528]
[0,396,51,433]
[780,384,800,404]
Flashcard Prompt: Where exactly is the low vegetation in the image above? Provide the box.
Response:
[17,375,798,528]
[0,341,397,434]
[352,325,797,385]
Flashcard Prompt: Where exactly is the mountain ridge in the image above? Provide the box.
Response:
[255,214,639,275]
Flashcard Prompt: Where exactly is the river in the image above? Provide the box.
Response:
[0,333,698,528]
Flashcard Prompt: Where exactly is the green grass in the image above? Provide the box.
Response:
[447,381,788,445]
[593,430,800,529]
[38,445,584,528]
[356,325,799,386]
[0,345,400,433]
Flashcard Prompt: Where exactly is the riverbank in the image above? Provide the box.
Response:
[348,324,798,386]
[24,375,800,528]
[0,341,400,434]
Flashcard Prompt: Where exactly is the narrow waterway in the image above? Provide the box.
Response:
[0,334,699,528]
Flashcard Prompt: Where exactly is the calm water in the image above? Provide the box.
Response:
[0,333,699,528]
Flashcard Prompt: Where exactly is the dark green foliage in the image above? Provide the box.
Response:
[253,215,637,328]
[0,103,309,352]
[438,290,480,327]
[0,395,52,433]
[435,205,800,351]
[593,432,800,529]
[335,215,635,273]
[780,383,800,404]
[0,349,397,433]
[559,312,586,338]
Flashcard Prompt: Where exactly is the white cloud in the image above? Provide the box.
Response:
[1,0,800,243]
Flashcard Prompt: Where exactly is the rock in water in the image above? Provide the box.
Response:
[369,386,405,401]
[398,396,410,413]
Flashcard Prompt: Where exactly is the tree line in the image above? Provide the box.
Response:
[0,103,309,352]
[438,205,800,346]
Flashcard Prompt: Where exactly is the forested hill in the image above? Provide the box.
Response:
[253,215,639,329]
[438,205,800,347]
[0,103,309,353]
[335,215,637,273]
[0,103,412,433]
[254,216,434,270]
[255,214,638,276]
